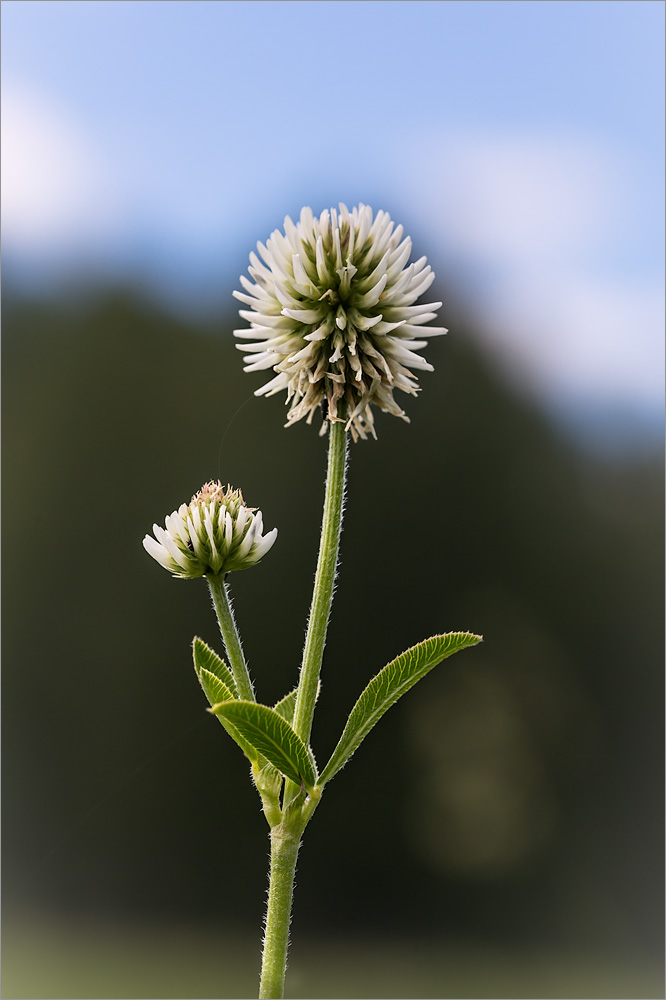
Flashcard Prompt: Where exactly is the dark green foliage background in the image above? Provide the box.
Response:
[3,288,663,963]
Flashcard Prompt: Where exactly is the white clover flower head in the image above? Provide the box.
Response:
[234,203,446,442]
[143,481,278,579]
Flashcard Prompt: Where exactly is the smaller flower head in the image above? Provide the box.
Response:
[143,481,277,579]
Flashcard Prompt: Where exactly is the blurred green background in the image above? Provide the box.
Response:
[3,0,664,995]
[2,285,663,998]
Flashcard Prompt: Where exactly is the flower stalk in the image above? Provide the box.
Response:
[293,419,348,747]
[206,573,255,703]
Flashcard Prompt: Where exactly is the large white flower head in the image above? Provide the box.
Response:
[234,204,445,441]
[143,481,277,579]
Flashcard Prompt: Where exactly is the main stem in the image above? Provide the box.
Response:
[206,573,255,702]
[259,828,301,1000]
[292,419,348,746]
[260,421,348,998]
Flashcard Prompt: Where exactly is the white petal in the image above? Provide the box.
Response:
[143,535,175,571]
[238,339,286,354]
[397,324,447,337]
[384,342,435,371]
[252,527,278,560]
[233,290,273,310]
[235,505,248,537]
[238,310,291,329]
[204,508,216,548]
[281,306,323,324]
[191,505,203,536]
[243,354,282,372]
[315,236,330,284]
[185,516,205,561]
[354,272,388,309]
[236,516,258,559]
[157,528,191,571]
[254,372,290,396]
[385,238,412,282]
[348,310,383,331]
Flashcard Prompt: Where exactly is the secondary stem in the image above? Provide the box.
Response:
[206,573,255,702]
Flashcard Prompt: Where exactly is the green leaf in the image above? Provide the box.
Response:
[273,689,297,724]
[207,691,261,764]
[193,637,238,698]
[211,701,317,791]
[319,632,482,785]
[198,667,235,711]
[194,643,264,763]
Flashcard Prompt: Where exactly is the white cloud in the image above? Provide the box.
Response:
[479,272,664,405]
[423,133,621,265]
[1,84,123,252]
[398,132,663,416]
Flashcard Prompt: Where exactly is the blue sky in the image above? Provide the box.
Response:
[2,0,664,433]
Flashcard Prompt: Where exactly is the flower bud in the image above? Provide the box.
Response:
[143,481,277,579]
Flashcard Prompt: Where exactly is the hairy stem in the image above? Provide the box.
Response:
[260,422,347,996]
[206,573,255,702]
[259,828,301,999]
[292,419,348,746]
